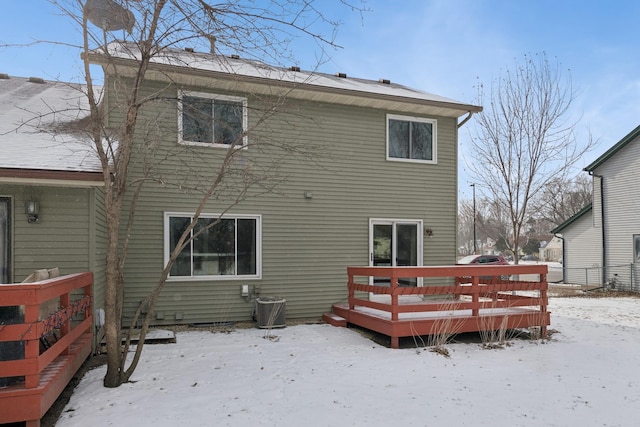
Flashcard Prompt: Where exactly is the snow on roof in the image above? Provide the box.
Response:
[0,76,103,173]
[101,42,480,113]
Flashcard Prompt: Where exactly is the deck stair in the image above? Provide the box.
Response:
[322,312,347,327]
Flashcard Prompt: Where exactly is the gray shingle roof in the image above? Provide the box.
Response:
[90,42,481,118]
[0,76,102,173]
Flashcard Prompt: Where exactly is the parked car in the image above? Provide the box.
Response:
[520,254,539,261]
[457,254,510,280]
[457,255,510,266]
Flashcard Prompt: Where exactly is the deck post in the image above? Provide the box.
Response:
[23,301,40,389]
[391,336,399,349]
[390,276,399,321]
[540,272,548,336]
[471,275,479,317]
[348,270,355,310]
[60,292,71,356]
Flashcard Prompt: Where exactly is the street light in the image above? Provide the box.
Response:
[470,183,477,254]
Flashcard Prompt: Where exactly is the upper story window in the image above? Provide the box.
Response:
[179,91,247,148]
[386,114,437,163]
[165,213,261,280]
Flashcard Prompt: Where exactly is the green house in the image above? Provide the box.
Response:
[1,45,480,326]
[0,76,107,323]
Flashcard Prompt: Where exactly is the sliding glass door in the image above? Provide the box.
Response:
[370,219,422,287]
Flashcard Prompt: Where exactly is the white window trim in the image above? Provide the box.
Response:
[386,113,437,164]
[178,90,248,149]
[164,212,262,281]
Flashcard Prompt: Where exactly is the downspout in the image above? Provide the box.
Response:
[457,111,475,128]
[588,171,606,285]
[553,232,565,283]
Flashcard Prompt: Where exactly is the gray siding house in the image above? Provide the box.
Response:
[554,124,640,289]
[552,204,601,285]
[3,44,481,326]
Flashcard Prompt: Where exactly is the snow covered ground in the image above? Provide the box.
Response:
[56,296,640,427]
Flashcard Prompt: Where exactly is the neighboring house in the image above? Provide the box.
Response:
[552,204,601,285]
[2,43,481,326]
[554,123,640,288]
[482,237,497,255]
[0,76,106,313]
[539,236,562,262]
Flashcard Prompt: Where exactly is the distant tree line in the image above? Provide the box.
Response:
[459,174,592,257]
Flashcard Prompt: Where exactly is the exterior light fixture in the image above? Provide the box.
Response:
[425,228,434,238]
[25,200,40,223]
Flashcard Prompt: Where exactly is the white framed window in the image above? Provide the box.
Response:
[164,212,261,280]
[386,114,437,163]
[178,91,248,148]
[634,235,640,263]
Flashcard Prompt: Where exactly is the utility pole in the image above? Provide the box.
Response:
[471,183,477,254]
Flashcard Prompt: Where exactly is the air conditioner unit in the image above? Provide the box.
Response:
[255,297,286,329]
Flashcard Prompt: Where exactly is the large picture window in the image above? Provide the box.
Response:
[165,213,261,279]
[179,91,247,148]
[387,114,436,163]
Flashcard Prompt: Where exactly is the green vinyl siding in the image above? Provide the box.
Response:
[0,185,95,281]
[91,186,107,315]
[107,77,460,325]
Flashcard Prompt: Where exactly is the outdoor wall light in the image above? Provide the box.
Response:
[25,200,40,223]
[425,228,434,238]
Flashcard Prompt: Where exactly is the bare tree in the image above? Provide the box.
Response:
[44,0,364,388]
[457,199,475,255]
[535,173,592,227]
[467,52,595,263]
[459,196,513,256]
[476,196,511,254]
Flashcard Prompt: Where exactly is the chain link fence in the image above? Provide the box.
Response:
[556,263,640,293]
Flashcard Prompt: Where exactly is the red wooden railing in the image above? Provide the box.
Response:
[334,264,549,348]
[0,272,93,427]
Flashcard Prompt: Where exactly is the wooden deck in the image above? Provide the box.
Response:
[323,265,550,348]
[0,272,94,427]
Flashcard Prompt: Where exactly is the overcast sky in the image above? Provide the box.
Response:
[2,1,639,199]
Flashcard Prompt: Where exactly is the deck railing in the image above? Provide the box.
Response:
[0,272,93,427]
[341,264,549,348]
